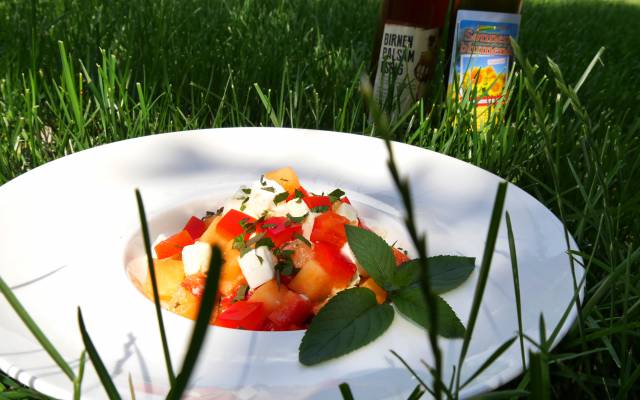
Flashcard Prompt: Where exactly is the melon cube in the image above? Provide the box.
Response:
[288,259,333,302]
[145,259,185,301]
[248,279,289,314]
[264,167,300,195]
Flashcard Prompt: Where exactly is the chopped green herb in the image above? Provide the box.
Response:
[261,186,276,193]
[205,207,224,218]
[328,188,345,203]
[260,175,266,185]
[256,255,264,264]
[254,237,276,249]
[286,213,308,224]
[273,191,290,204]
[241,188,252,195]
[232,234,246,250]
[261,223,278,229]
[294,233,312,247]
[245,233,266,248]
[240,247,252,257]
[275,261,295,276]
[232,285,249,303]
[310,205,329,213]
[240,196,250,211]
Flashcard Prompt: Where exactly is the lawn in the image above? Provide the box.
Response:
[1,0,639,398]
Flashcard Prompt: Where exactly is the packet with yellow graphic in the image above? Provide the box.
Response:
[447,10,521,128]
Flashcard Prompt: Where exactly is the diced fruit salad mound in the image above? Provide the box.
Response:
[144,167,409,331]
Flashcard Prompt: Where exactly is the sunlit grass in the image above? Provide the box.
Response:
[0,0,639,398]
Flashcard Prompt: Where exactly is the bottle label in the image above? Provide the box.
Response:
[447,10,521,126]
[373,23,440,117]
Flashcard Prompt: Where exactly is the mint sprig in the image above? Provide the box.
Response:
[299,288,394,366]
[391,287,465,338]
[299,225,475,365]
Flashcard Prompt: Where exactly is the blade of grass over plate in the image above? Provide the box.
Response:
[339,382,354,400]
[77,308,121,400]
[0,276,75,381]
[166,245,222,400]
[134,189,176,386]
[461,337,517,388]
[455,182,507,393]
[72,351,87,400]
[505,212,526,370]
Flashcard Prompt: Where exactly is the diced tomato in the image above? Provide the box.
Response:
[313,242,356,285]
[268,291,313,328]
[183,216,207,240]
[216,209,256,240]
[303,196,331,210]
[214,301,267,330]
[154,230,194,259]
[341,196,351,204]
[392,247,410,266]
[310,211,350,248]
[181,272,206,297]
[257,217,302,247]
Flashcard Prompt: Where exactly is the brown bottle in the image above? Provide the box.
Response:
[370,0,450,117]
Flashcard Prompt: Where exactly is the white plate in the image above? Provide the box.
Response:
[0,128,583,399]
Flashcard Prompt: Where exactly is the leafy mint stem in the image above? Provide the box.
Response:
[360,76,443,399]
[135,189,176,386]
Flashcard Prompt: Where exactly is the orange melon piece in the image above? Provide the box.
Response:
[145,259,185,302]
[218,255,246,296]
[199,216,222,245]
[360,278,387,304]
[288,259,334,302]
[264,167,300,195]
[169,286,200,320]
[247,279,289,314]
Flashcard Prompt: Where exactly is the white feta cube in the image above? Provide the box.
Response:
[271,198,310,218]
[243,179,286,218]
[302,212,319,241]
[335,202,358,224]
[222,186,251,215]
[181,241,213,275]
[238,246,277,289]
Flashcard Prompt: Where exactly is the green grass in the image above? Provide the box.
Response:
[1,0,639,398]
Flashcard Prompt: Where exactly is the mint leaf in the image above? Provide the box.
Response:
[299,288,394,365]
[398,256,475,294]
[391,287,464,338]
[345,225,396,291]
[273,191,290,204]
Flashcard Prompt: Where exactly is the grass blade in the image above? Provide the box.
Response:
[0,276,75,381]
[461,337,517,388]
[339,382,354,400]
[72,351,87,400]
[470,389,529,399]
[505,212,526,370]
[166,245,222,400]
[528,349,551,400]
[134,189,176,386]
[455,182,508,393]
[389,350,436,399]
[77,308,121,400]
[406,384,425,400]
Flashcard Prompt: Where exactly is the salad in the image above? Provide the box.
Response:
[143,167,409,331]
